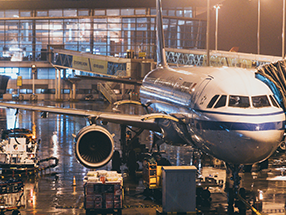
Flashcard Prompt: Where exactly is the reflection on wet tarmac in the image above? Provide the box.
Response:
[0,101,286,214]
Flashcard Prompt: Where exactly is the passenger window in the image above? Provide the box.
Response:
[229,95,250,108]
[207,95,219,108]
[214,95,226,108]
[270,95,279,108]
[252,95,270,108]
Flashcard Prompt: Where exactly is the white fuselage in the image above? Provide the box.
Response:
[140,66,285,165]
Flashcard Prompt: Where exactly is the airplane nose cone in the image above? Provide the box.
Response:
[223,113,285,164]
[222,129,284,165]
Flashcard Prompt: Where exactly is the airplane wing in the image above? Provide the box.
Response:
[0,101,165,132]
[0,101,187,169]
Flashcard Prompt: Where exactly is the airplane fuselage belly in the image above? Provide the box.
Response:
[195,130,283,164]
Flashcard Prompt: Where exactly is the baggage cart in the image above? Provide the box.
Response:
[83,171,123,215]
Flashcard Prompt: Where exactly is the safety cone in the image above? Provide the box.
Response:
[72,176,76,186]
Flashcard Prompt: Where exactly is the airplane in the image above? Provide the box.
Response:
[0,0,285,191]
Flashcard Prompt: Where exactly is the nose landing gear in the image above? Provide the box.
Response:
[226,164,262,215]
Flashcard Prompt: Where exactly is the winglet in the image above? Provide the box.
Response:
[156,0,167,68]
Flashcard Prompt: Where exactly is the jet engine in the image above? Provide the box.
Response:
[74,125,114,168]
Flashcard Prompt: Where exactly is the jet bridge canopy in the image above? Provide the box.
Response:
[256,60,286,111]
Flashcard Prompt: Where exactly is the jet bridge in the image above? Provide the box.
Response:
[51,48,154,78]
[49,47,284,102]
[49,48,154,102]
[165,48,282,68]
[51,49,129,77]
[256,59,286,111]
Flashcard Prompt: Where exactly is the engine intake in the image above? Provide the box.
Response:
[74,125,114,168]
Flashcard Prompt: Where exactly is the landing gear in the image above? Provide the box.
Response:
[150,132,164,153]
[228,164,242,192]
[12,210,21,215]
[119,124,147,172]
[120,125,145,159]
[226,164,245,215]
[190,149,202,175]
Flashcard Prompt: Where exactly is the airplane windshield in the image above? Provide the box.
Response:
[207,95,219,108]
[229,95,250,108]
[270,95,279,108]
[214,95,226,108]
[252,95,271,108]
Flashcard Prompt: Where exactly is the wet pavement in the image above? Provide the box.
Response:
[0,101,286,214]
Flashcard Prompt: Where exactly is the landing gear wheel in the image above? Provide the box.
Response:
[279,141,286,151]
[12,209,21,215]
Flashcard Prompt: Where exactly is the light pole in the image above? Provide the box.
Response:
[206,0,210,66]
[257,0,260,54]
[31,64,37,101]
[214,5,221,51]
[283,0,285,58]
[31,64,36,96]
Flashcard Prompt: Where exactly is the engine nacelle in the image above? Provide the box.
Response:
[74,125,114,169]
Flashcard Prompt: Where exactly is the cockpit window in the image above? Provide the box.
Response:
[207,95,219,108]
[252,95,270,108]
[229,95,250,108]
[270,95,279,108]
[214,95,226,108]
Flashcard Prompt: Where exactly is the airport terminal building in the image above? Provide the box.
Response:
[0,0,208,100]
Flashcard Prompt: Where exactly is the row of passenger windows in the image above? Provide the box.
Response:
[207,94,279,109]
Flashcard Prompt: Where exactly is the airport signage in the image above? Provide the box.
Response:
[72,55,109,74]
[17,76,22,87]
[90,59,108,74]
[72,56,90,71]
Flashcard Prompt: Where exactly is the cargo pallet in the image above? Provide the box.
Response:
[84,182,123,215]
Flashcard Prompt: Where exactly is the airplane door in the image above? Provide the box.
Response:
[190,76,213,138]
[192,77,213,109]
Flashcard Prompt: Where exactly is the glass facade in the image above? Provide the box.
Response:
[0,5,206,99]
[0,7,206,63]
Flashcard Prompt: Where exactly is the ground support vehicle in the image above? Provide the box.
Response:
[0,179,25,215]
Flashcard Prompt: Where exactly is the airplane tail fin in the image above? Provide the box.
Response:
[156,0,167,68]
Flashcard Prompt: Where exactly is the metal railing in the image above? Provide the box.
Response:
[165,48,282,68]
[97,83,117,104]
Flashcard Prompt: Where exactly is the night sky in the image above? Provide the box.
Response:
[208,0,284,57]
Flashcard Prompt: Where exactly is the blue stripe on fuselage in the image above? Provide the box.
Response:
[194,120,285,131]
[192,109,285,131]
[194,109,285,117]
